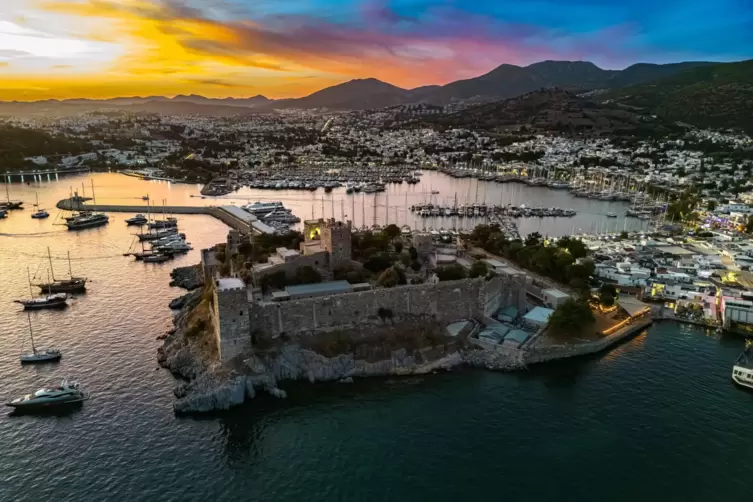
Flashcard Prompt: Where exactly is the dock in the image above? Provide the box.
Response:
[55,198,264,234]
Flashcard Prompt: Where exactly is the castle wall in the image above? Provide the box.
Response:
[249,278,495,340]
[252,251,330,284]
[213,283,252,362]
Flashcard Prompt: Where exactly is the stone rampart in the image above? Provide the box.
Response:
[248,277,518,340]
[252,251,329,284]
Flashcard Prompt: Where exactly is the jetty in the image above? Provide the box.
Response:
[56,198,270,234]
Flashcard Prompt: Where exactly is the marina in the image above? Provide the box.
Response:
[1,172,749,501]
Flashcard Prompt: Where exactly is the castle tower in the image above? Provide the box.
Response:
[212,278,251,362]
[321,218,352,269]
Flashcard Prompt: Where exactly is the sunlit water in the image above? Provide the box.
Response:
[1,173,744,501]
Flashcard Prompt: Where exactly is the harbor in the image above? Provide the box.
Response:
[1,171,752,501]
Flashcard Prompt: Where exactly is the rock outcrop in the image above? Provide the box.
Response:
[169,265,204,290]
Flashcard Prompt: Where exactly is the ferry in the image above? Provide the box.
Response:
[243,201,285,216]
[732,341,753,389]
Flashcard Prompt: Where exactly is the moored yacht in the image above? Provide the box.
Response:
[65,212,109,230]
[125,214,148,225]
[6,380,86,409]
[732,341,753,390]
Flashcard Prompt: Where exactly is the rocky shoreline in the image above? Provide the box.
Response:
[169,265,204,290]
[159,288,526,413]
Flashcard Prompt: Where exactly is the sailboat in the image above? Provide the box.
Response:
[15,267,67,310]
[19,313,61,363]
[35,248,87,293]
[30,193,49,219]
[1,182,23,210]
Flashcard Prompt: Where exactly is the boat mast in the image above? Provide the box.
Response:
[67,251,73,279]
[47,247,56,282]
[27,312,36,355]
[91,179,96,205]
[27,267,33,299]
[47,269,52,297]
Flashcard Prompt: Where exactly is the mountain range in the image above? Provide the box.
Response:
[0,59,750,132]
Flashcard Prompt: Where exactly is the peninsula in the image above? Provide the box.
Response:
[158,218,652,413]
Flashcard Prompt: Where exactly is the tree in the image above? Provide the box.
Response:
[525,232,542,247]
[600,283,618,298]
[548,299,595,336]
[746,215,753,234]
[599,292,615,307]
[383,224,401,240]
[294,266,322,285]
[435,264,467,281]
[393,241,404,254]
[469,261,489,278]
[566,239,588,259]
[377,267,401,288]
[408,246,418,261]
[707,200,718,212]
[410,260,421,272]
[363,252,393,274]
[619,231,629,240]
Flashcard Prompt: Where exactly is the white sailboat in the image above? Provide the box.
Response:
[19,312,61,363]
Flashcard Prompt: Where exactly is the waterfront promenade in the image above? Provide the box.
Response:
[56,198,253,233]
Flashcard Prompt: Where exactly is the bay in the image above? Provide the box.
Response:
[0,173,744,502]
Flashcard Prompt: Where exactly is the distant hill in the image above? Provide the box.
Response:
[603,60,753,133]
[423,60,713,105]
[266,78,413,110]
[418,88,653,135]
[0,98,263,117]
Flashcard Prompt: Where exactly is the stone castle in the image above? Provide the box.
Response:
[204,219,527,362]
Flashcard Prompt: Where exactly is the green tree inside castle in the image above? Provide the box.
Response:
[465,225,594,292]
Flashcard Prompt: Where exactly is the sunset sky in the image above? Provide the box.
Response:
[1,0,751,101]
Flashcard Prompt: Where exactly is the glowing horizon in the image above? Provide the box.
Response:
[0,0,750,101]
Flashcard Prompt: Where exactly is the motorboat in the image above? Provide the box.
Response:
[6,380,87,409]
[125,214,148,225]
[18,312,62,364]
[0,208,7,219]
[147,217,178,229]
[143,253,172,263]
[65,213,109,230]
[606,212,617,218]
[733,341,753,390]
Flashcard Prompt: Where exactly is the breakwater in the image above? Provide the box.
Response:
[56,198,252,233]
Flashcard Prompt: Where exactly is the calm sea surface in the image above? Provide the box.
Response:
[1,173,747,501]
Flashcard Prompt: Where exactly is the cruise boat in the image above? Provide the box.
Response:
[732,341,753,389]
[65,213,109,230]
[243,201,285,216]
[18,313,62,364]
[6,380,87,409]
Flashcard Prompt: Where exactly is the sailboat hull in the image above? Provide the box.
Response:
[36,280,86,294]
[15,296,68,310]
[20,353,62,363]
